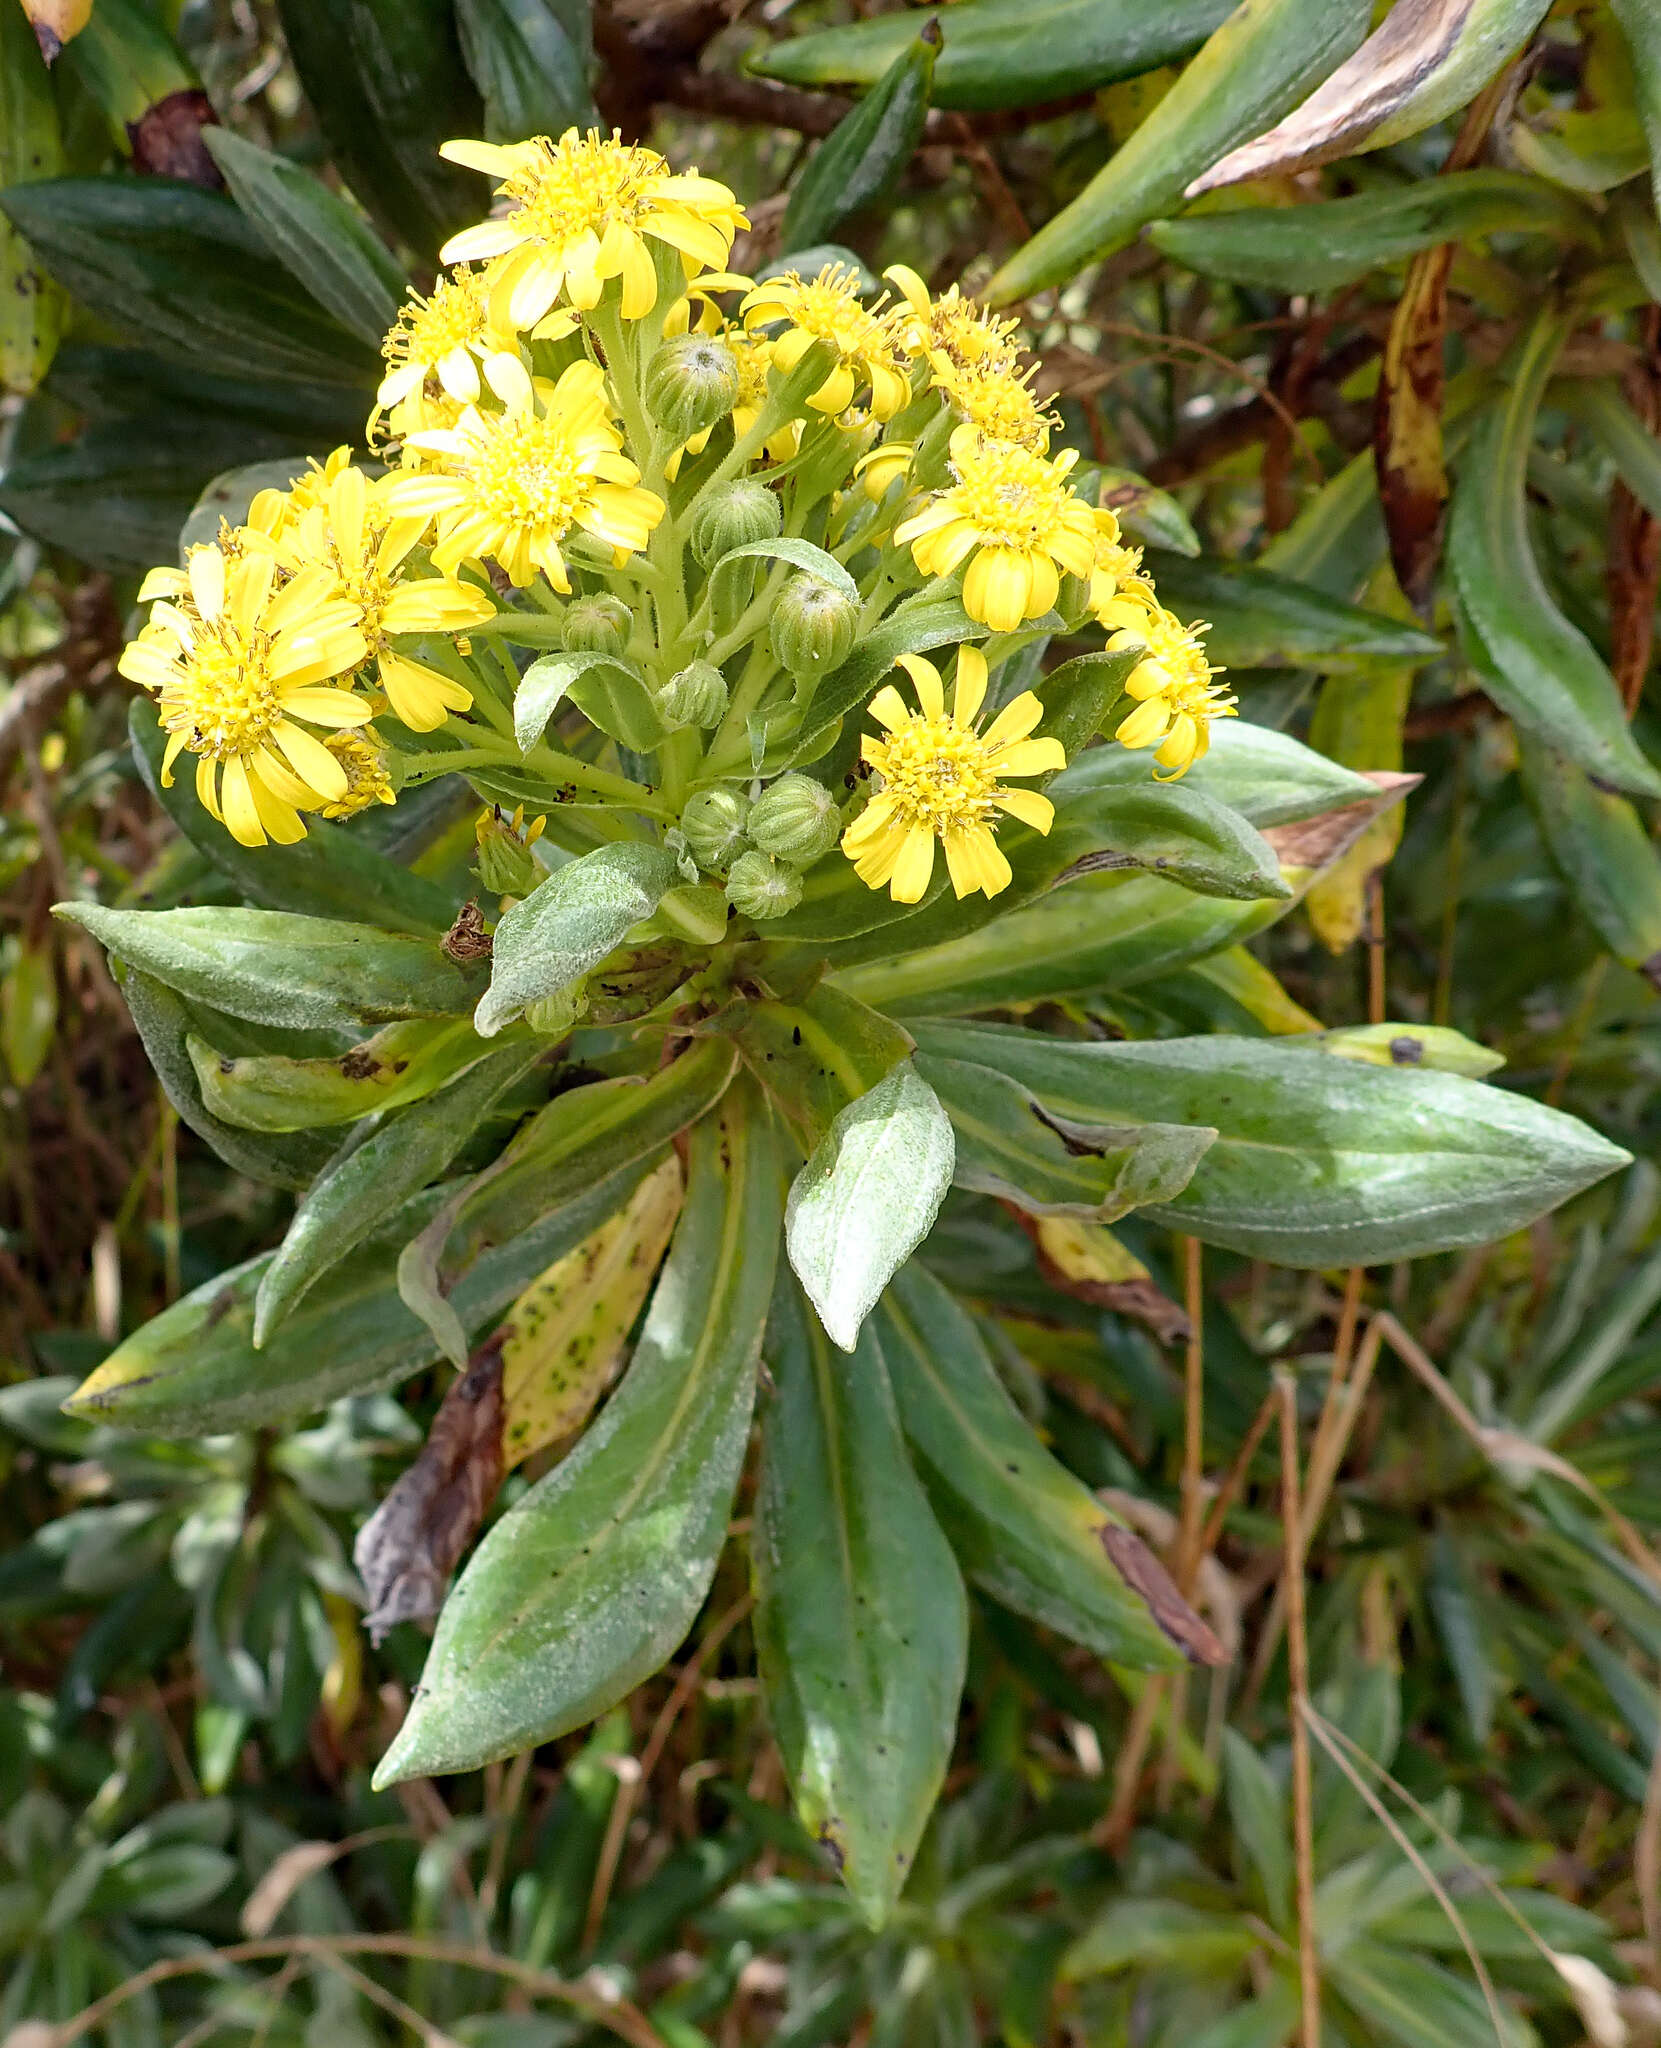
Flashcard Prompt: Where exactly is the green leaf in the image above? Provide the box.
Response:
[1556,376,1661,520]
[751,0,1233,113]
[64,1161,651,1435]
[770,595,985,772]
[986,0,1373,303]
[1144,551,1442,672]
[1,940,57,1088]
[729,982,913,1149]
[253,1040,542,1344]
[1025,643,1144,763]
[0,0,63,397]
[131,700,459,935]
[875,1262,1187,1668]
[1221,1729,1291,1929]
[0,179,380,388]
[1427,1527,1499,1744]
[118,969,343,1191]
[1052,717,1381,827]
[455,0,594,144]
[374,1085,781,1782]
[1062,1898,1259,1979]
[1098,466,1199,555]
[910,1021,1631,1264]
[203,128,405,347]
[1151,169,1596,293]
[1518,732,1661,980]
[1612,0,1661,216]
[57,903,482,1034]
[1329,1944,1531,2048]
[755,1278,967,1926]
[785,1060,955,1352]
[513,651,668,754]
[475,842,681,1037]
[915,1050,1215,1220]
[711,536,861,609]
[781,22,939,252]
[188,1017,486,1131]
[1315,1023,1504,1079]
[274,0,485,261]
[1449,308,1661,797]
[1047,780,1292,902]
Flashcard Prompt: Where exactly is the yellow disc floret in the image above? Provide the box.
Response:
[740,263,911,421]
[842,646,1065,902]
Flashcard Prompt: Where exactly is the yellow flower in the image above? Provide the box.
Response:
[119,544,370,847]
[724,324,801,461]
[855,440,915,500]
[933,357,1057,451]
[377,267,518,410]
[884,264,1021,376]
[319,731,396,820]
[895,424,1104,632]
[247,446,354,542]
[1087,524,1158,622]
[382,354,664,592]
[1109,607,1235,779]
[842,645,1064,902]
[439,129,747,327]
[739,263,911,421]
[281,460,495,732]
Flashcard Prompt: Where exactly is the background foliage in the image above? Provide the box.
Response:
[7,0,1661,2043]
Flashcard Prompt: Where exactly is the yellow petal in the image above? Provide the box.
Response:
[951,645,988,726]
[895,652,944,722]
[219,754,266,847]
[866,684,910,732]
[1116,696,1171,750]
[990,737,1065,780]
[440,219,524,265]
[187,546,225,622]
[196,756,220,820]
[272,719,349,801]
[980,690,1044,749]
[889,823,936,903]
[275,686,374,728]
[380,651,472,731]
[991,786,1054,832]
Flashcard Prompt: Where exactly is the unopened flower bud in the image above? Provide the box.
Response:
[771,575,858,683]
[658,659,729,731]
[748,772,840,865]
[725,849,802,921]
[474,806,545,896]
[562,593,631,656]
[646,334,739,445]
[691,477,782,567]
[681,787,750,870]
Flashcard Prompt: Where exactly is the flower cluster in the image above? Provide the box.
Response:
[117,122,1225,901]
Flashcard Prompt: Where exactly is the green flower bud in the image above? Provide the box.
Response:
[748,772,841,866]
[645,334,739,445]
[725,849,802,921]
[681,787,750,870]
[658,659,729,731]
[690,477,782,568]
[562,593,631,656]
[770,575,858,683]
[474,806,544,896]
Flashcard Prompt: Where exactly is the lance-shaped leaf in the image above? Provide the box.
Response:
[755,1278,967,1926]
[786,1060,955,1352]
[781,21,939,252]
[512,650,665,754]
[769,595,985,773]
[118,969,339,1193]
[1556,379,1661,522]
[1051,717,1380,828]
[254,1039,544,1345]
[475,842,681,1037]
[1448,309,1661,798]
[189,1016,486,1131]
[1142,553,1441,672]
[730,982,913,1150]
[57,902,481,1033]
[1048,782,1291,903]
[374,1085,781,1783]
[875,1263,1210,1668]
[129,701,459,936]
[751,0,1232,113]
[455,0,594,144]
[64,1160,651,1435]
[915,1051,1215,1221]
[1151,170,1595,292]
[1519,733,1661,986]
[910,1021,1630,1265]
[203,128,405,346]
[985,0,1373,304]
[1191,0,1556,193]
[1613,0,1661,215]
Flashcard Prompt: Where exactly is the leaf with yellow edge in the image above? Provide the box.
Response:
[1304,646,1415,955]
[497,1154,684,1470]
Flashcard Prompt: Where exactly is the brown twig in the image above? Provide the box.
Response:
[1277,1370,1322,2048]
[1176,1236,1206,1595]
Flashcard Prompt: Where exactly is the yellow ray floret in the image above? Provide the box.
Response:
[883,264,1022,376]
[276,458,495,732]
[377,267,520,411]
[896,425,1106,633]
[119,544,370,848]
[1109,606,1236,779]
[382,354,665,592]
[739,263,911,421]
[439,128,747,326]
[842,645,1065,904]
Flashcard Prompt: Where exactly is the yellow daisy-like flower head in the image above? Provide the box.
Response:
[723,323,801,461]
[932,356,1057,452]
[841,645,1065,903]
[1110,607,1235,779]
[281,460,496,733]
[439,129,748,328]
[1088,525,1159,623]
[318,730,396,820]
[883,264,1022,377]
[739,264,911,421]
[382,354,665,593]
[895,424,1105,632]
[119,544,371,848]
[377,267,520,411]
